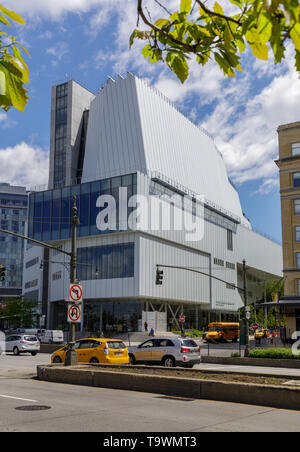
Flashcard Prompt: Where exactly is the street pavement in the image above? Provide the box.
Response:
[1,353,300,431]
[1,372,300,432]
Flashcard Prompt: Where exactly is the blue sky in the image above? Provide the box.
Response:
[1,0,299,244]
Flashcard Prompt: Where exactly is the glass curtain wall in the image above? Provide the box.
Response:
[28,173,137,241]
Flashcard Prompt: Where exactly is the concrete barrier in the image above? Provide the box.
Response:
[202,356,300,369]
[37,365,300,411]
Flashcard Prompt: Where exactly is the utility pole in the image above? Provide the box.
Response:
[0,195,80,366]
[243,259,250,358]
[69,196,79,342]
[65,196,80,365]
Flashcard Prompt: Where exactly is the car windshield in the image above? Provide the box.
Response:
[107,342,126,349]
[24,336,38,341]
[182,340,198,348]
[208,327,221,332]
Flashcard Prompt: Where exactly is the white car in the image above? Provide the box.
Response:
[5,334,40,356]
[128,337,201,368]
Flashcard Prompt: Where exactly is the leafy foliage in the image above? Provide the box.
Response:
[0,297,39,329]
[131,0,300,82]
[0,4,29,112]
[249,348,300,359]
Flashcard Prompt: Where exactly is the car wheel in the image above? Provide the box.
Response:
[129,354,136,365]
[90,358,99,364]
[163,356,176,367]
[13,347,19,356]
[53,356,62,364]
[31,352,37,356]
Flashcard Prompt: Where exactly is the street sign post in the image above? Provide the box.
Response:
[179,315,185,323]
[69,284,83,303]
[252,323,259,331]
[67,303,82,324]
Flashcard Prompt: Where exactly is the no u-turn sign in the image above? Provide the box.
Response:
[67,304,82,324]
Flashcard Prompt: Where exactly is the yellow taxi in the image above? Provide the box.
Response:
[51,338,129,365]
[254,328,268,339]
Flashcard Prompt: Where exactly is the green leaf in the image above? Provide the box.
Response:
[0,13,10,26]
[0,69,5,96]
[166,53,189,83]
[180,0,192,14]
[129,29,150,48]
[250,42,269,60]
[0,5,26,24]
[214,2,224,15]
[155,19,171,29]
[291,23,300,52]
[1,66,28,112]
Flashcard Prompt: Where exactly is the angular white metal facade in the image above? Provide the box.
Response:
[23,74,282,331]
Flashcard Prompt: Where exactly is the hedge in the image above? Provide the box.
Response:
[249,348,300,360]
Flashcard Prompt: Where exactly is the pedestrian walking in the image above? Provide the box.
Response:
[144,321,148,332]
[149,328,155,337]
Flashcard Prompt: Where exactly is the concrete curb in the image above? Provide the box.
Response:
[202,356,300,369]
[37,365,300,411]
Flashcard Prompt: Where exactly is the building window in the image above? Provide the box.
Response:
[226,283,235,290]
[226,261,236,270]
[292,143,300,157]
[77,243,134,281]
[293,173,300,188]
[296,227,300,242]
[214,258,224,267]
[25,257,39,269]
[295,199,300,216]
[297,253,300,269]
[25,279,38,289]
[227,229,233,251]
[52,271,62,281]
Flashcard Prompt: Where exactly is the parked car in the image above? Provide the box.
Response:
[128,337,201,368]
[254,328,269,339]
[5,334,40,356]
[51,338,129,364]
[38,330,64,344]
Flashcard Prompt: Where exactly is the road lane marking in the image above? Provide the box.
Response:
[0,394,38,403]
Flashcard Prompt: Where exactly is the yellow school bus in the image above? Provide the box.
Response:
[204,322,239,343]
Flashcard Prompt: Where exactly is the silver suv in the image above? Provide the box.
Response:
[128,337,201,368]
[5,334,40,356]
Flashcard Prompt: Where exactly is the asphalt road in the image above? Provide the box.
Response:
[1,373,300,432]
[1,353,300,432]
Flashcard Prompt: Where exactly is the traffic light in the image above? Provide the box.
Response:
[0,265,6,282]
[156,269,164,285]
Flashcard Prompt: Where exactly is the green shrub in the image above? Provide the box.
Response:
[231,352,242,358]
[249,348,300,360]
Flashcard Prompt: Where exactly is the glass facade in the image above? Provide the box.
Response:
[77,243,134,281]
[51,300,143,333]
[0,186,28,291]
[54,83,68,188]
[28,173,137,241]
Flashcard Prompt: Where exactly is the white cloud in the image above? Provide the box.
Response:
[1,0,111,19]
[46,42,69,63]
[0,142,49,189]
